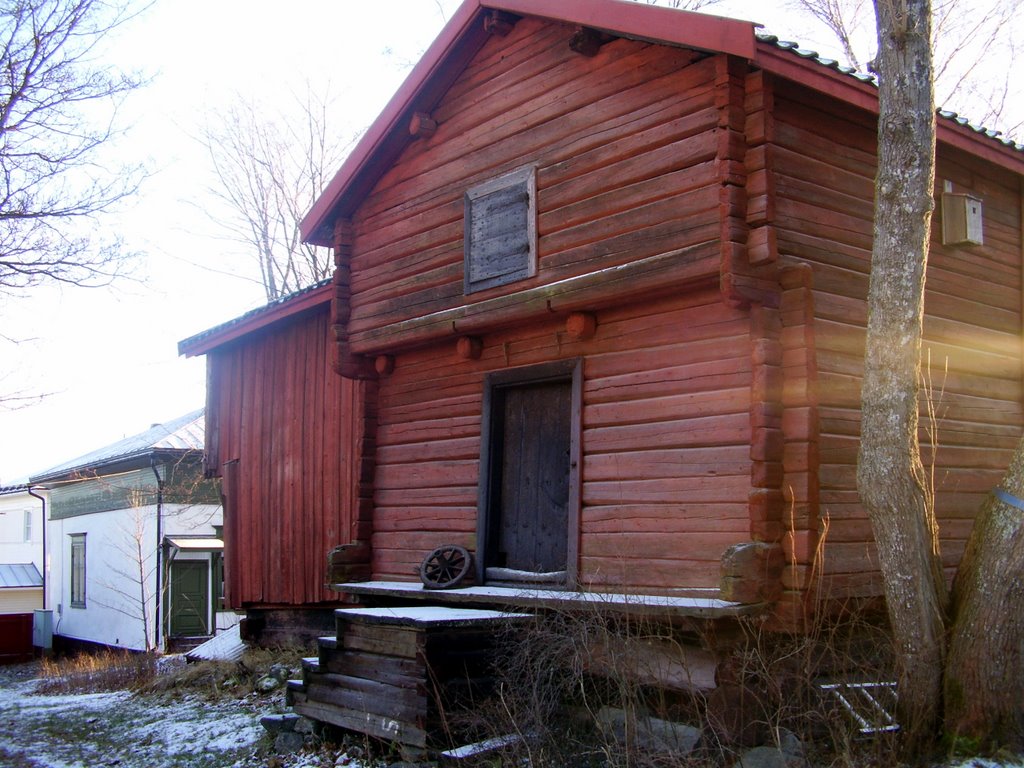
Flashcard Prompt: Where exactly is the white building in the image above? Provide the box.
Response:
[32,410,238,652]
[0,483,46,661]
[0,484,45,616]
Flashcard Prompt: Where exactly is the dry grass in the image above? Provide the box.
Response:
[33,644,309,704]
[448,603,901,768]
[36,649,158,695]
[142,645,308,702]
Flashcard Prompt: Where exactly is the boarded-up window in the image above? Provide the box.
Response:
[70,533,86,608]
[464,166,536,294]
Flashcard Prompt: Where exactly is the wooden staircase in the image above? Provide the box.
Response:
[286,605,530,750]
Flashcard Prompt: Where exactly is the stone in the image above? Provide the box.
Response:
[260,713,300,734]
[256,675,281,693]
[732,745,808,768]
[274,731,304,753]
[595,707,701,755]
[268,663,291,682]
[777,728,805,761]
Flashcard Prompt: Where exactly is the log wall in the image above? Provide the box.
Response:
[206,307,367,607]
[771,80,1024,598]
[347,18,724,352]
[371,289,752,592]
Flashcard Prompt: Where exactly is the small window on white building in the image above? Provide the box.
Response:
[464,165,537,294]
[70,533,86,608]
[23,510,32,542]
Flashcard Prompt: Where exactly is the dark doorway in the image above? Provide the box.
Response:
[479,360,581,587]
[169,560,210,637]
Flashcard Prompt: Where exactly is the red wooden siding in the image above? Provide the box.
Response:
[347,19,723,353]
[370,290,752,592]
[207,307,365,607]
[770,80,1024,598]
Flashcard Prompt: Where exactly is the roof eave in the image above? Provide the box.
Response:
[30,447,196,486]
[179,280,333,358]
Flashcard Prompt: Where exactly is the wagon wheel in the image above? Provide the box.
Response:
[420,545,472,589]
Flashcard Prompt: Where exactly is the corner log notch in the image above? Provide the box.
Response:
[713,58,788,607]
[331,219,377,380]
[483,9,518,37]
[716,57,779,309]
[569,26,614,57]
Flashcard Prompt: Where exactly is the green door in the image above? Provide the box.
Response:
[169,561,210,637]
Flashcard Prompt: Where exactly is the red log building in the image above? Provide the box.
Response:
[181,0,1023,741]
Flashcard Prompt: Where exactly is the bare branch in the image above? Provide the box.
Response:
[194,86,356,301]
[0,0,151,295]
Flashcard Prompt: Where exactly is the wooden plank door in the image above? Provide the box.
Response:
[495,380,572,574]
[169,561,210,637]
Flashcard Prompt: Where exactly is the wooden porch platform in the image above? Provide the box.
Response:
[287,605,532,750]
[332,580,765,620]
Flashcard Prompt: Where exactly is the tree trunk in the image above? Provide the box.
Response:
[858,0,947,751]
[945,436,1024,748]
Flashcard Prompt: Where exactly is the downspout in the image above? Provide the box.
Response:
[150,459,165,652]
[27,487,46,609]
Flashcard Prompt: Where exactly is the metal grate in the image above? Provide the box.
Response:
[818,680,899,734]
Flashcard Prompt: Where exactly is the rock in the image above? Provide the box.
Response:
[732,745,808,768]
[777,728,805,761]
[274,730,304,753]
[256,675,281,693]
[595,706,701,755]
[260,713,300,734]
[268,663,291,682]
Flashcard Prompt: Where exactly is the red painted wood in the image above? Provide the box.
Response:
[205,306,365,608]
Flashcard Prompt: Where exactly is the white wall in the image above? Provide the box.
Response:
[48,502,225,651]
[0,489,46,615]
[0,489,45,571]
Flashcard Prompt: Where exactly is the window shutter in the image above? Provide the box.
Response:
[465,166,536,293]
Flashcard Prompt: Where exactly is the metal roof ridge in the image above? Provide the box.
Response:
[30,408,205,483]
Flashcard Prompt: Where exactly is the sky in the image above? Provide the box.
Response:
[0,0,1020,484]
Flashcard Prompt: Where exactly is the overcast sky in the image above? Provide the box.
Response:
[0,0,1020,483]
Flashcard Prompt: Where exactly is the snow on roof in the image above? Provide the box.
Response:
[30,409,205,483]
[0,563,43,589]
[167,537,223,551]
[186,624,245,663]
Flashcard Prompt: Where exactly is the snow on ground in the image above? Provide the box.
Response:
[1,662,1020,768]
[0,668,265,768]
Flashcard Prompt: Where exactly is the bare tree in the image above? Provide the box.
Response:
[860,0,1024,751]
[197,88,354,301]
[789,0,870,70]
[95,499,157,651]
[857,0,945,749]
[0,0,148,295]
